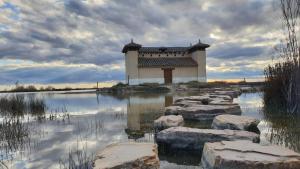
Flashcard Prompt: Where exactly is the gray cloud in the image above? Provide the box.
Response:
[0,66,124,84]
[209,44,267,59]
[0,0,281,83]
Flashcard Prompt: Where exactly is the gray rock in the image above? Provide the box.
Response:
[93,143,159,169]
[175,94,233,103]
[201,140,300,169]
[165,105,242,121]
[173,100,203,107]
[213,90,241,98]
[154,115,184,131]
[173,97,234,107]
[212,115,260,134]
[156,127,259,151]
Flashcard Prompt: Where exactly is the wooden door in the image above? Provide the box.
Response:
[164,69,173,84]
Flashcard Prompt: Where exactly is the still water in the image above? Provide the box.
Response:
[0,91,299,169]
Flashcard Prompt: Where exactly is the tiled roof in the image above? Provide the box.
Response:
[139,47,189,53]
[189,40,210,53]
[122,41,142,53]
[122,40,210,53]
[138,57,198,68]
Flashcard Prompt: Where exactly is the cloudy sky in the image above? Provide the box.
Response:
[0,0,282,86]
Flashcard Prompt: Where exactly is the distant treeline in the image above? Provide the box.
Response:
[180,81,264,89]
[0,85,98,93]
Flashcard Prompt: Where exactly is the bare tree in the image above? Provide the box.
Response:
[265,0,300,114]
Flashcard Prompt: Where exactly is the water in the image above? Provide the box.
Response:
[0,91,299,169]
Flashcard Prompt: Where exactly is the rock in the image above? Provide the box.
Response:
[208,98,237,105]
[165,105,242,121]
[93,143,159,169]
[212,115,260,134]
[156,127,259,151]
[172,94,235,108]
[173,100,203,107]
[201,140,300,169]
[154,115,184,131]
[124,129,145,139]
[240,86,261,93]
[213,90,241,98]
[207,94,232,101]
[173,97,234,107]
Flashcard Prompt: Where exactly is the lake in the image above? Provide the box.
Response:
[0,91,299,169]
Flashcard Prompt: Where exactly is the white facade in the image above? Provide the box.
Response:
[122,40,209,85]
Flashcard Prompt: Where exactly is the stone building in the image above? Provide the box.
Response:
[122,40,209,85]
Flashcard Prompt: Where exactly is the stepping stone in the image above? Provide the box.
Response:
[213,90,241,98]
[201,140,300,169]
[156,127,259,151]
[93,143,159,169]
[212,115,260,134]
[154,115,184,131]
[165,105,242,121]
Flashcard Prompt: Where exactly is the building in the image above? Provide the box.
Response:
[122,39,210,85]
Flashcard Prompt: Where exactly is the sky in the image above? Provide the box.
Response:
[0,0,283,86]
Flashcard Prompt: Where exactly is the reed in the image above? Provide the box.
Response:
[59,142,94,169]
[264,0,300,114]
[0,117,30,157]
[0,95,46,117]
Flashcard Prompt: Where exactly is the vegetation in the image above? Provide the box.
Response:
[0,118,30,154]
[183,81,230,88]
[264,0,300,114]
[0,95,46,117]
[107,82,170,93]
[10,85,38,92]
[0,84,99,93]
[111,82,128,89]
[59,144,94,169]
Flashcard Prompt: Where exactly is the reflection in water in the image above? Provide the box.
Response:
[261,95,300,152]
[0,91,299,168]
[126,95,165,133]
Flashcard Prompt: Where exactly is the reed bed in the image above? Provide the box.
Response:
[59,141,95,169]
[0,94,46,117]
[264,0,300,114]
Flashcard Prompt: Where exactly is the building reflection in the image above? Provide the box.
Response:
[125,94,173,139]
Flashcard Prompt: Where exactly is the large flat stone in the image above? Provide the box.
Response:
[175,94,233,103]
[213,90,241,98]
[156,127,259,151]
[154,115,184,131]
[93,143,159,169]
[212,115,260,134]
[165,105,242,121]
[201,140,300,169]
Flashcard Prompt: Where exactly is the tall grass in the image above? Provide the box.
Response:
[0,118,30,154]
[59,142,95,169]
[0,95,46,117]
[264,0,300,114]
